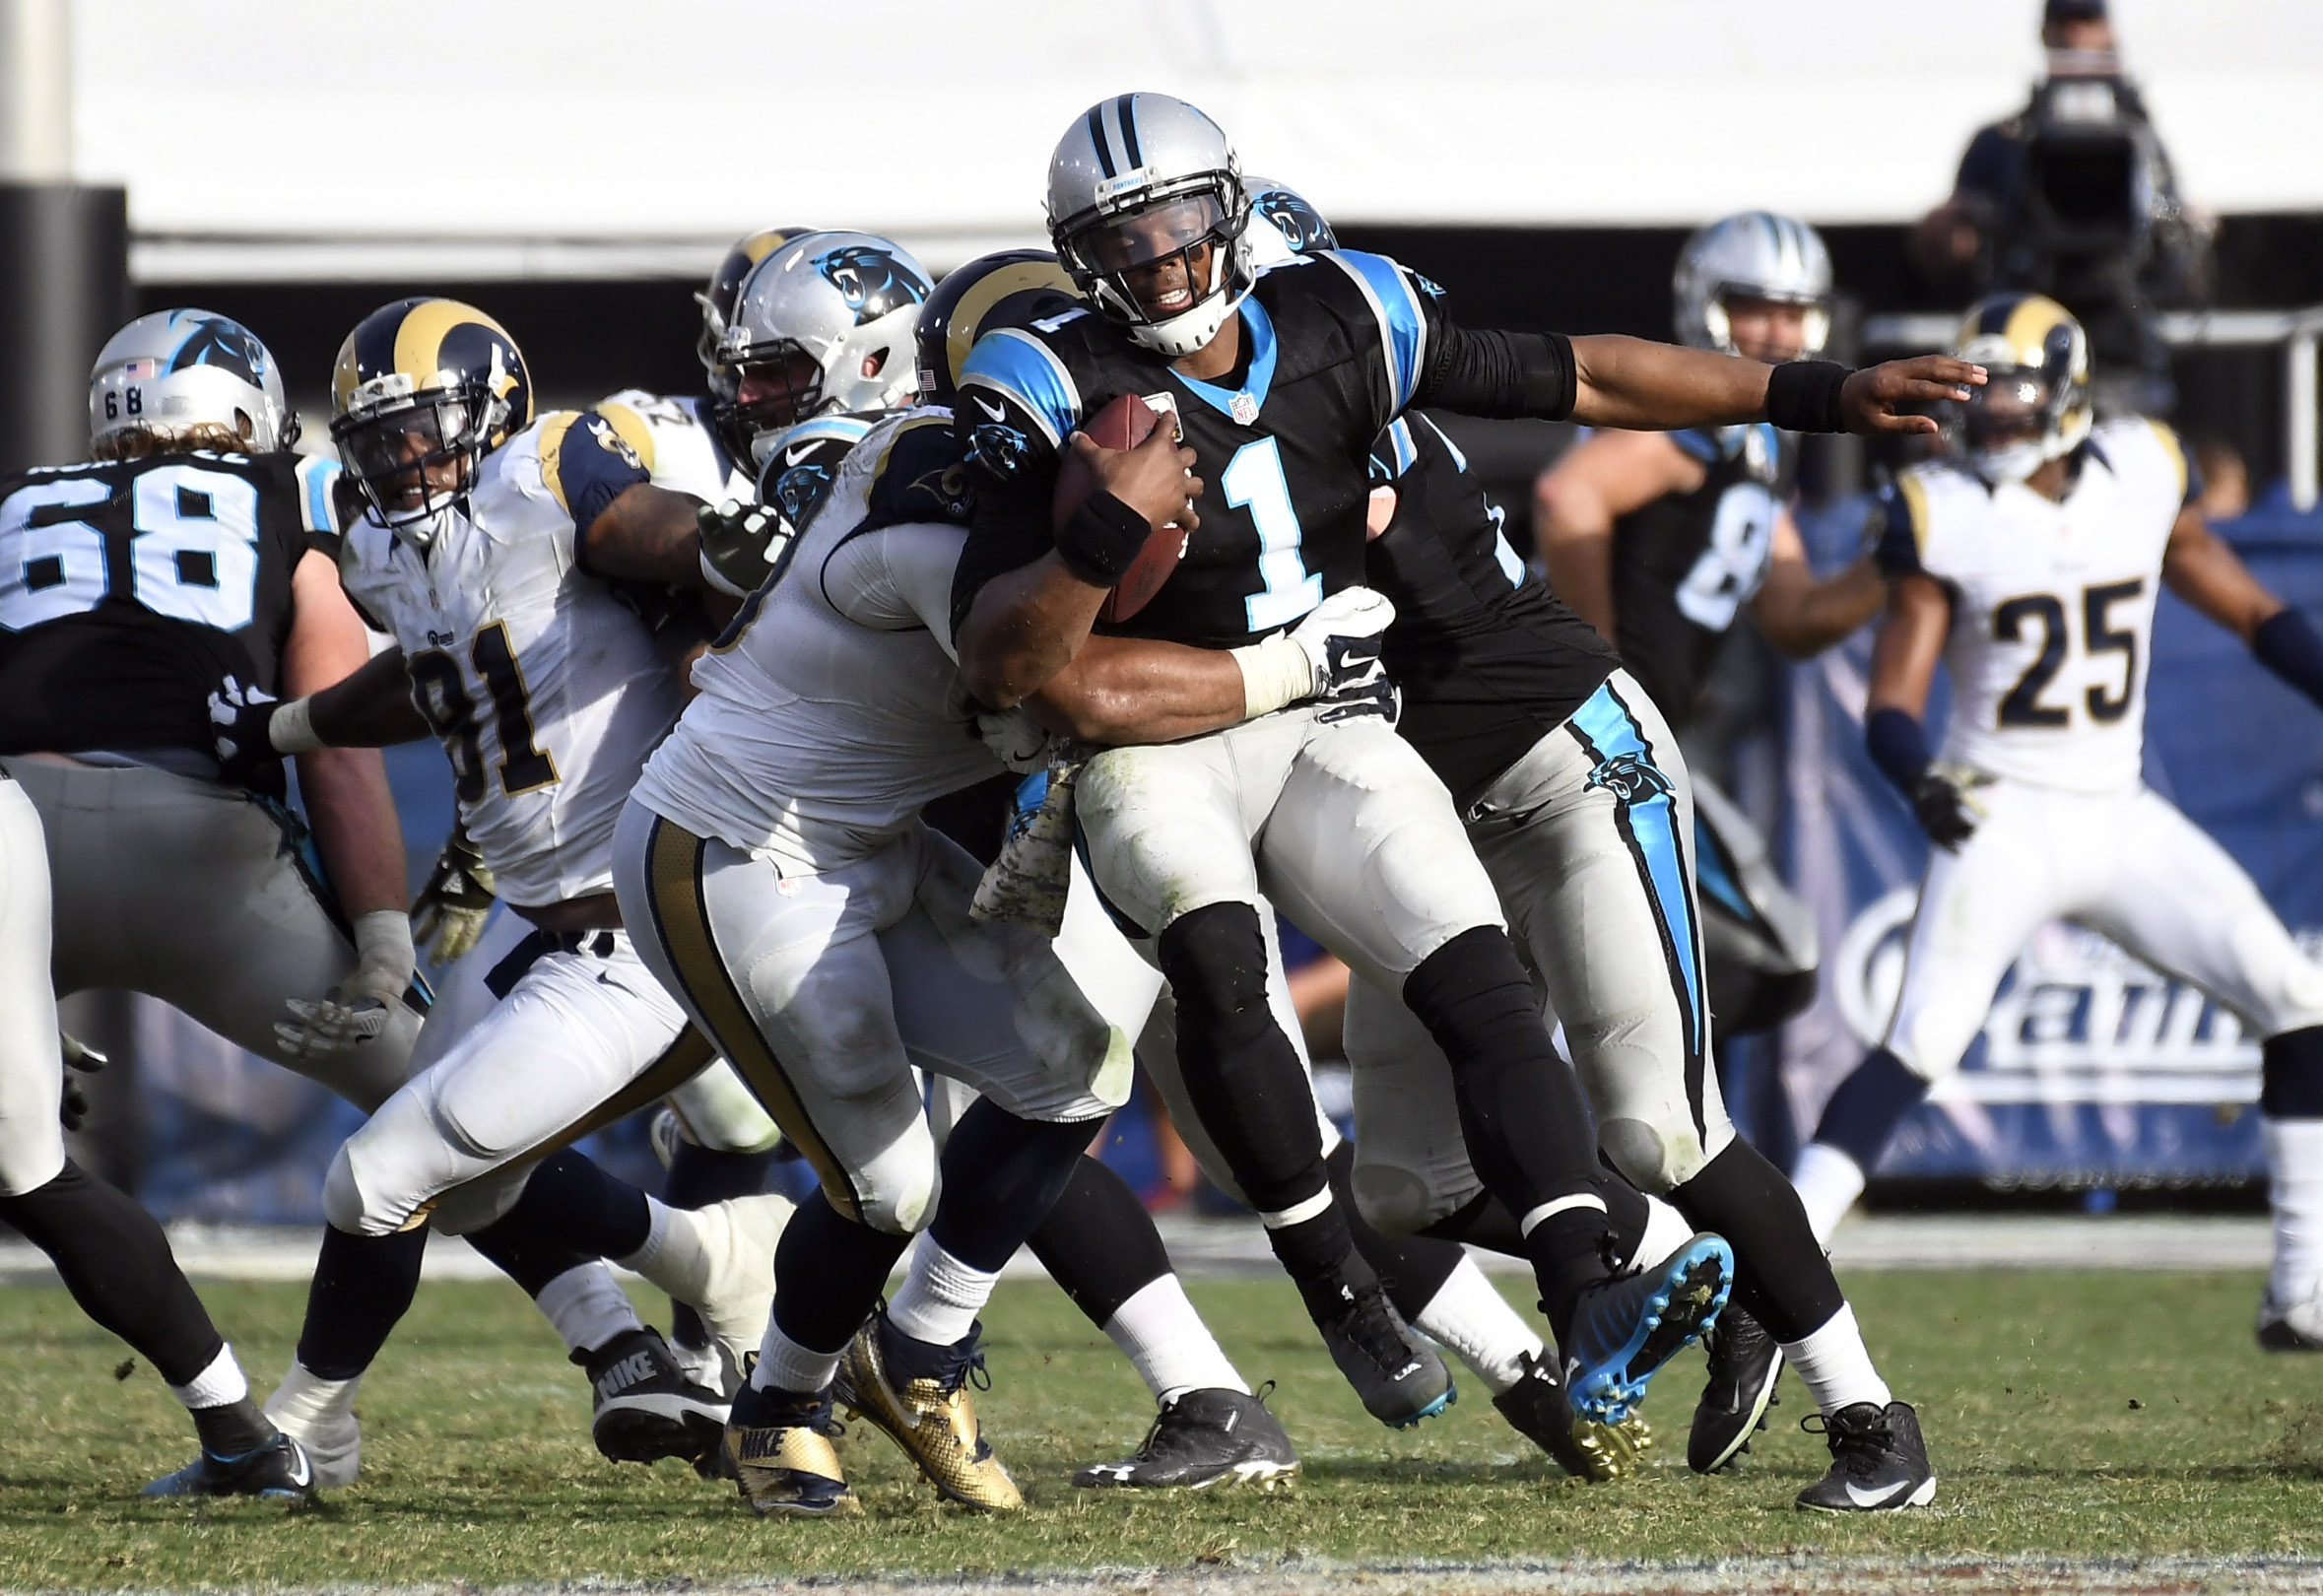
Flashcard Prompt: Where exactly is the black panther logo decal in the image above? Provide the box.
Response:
[1254,190,1337,255]
[814,245,931,327]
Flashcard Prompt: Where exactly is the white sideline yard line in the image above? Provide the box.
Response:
[0,1213,2273,1288]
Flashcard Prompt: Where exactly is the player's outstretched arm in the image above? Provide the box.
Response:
[1565,337,1982,435]
[1533,431,1703,640]
[279,552,409,925]
[2161,503,2323,709]
[1750,508,1888,658]
[1862,573,1980,848]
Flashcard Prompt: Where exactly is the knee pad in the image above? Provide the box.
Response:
[321,1143,388,1236]
[1349,1153,1462,1237]
[1599,1114,1721,1195]
[844,1121,941,1236]
[668,1064,784,1156]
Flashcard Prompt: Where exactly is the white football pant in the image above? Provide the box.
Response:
[0,776,68,1195]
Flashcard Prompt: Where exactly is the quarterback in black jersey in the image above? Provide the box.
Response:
[952,94,1982,1436]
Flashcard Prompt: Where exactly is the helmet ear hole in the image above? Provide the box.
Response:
[233,410,255,442]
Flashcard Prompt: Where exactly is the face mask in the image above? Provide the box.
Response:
[1971,438,2049,486]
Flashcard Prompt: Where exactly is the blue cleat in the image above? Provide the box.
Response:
[142,1431,315,1500]
[1560,1232,1734,1424]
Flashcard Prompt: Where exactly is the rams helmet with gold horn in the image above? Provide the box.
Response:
[330,298,532,537]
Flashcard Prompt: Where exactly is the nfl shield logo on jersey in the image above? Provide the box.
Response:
[1229,391,1259,427]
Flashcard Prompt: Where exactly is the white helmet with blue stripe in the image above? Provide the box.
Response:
[89,308,297,458]
[1672,212,1833,361]
[1047,94,1255,359]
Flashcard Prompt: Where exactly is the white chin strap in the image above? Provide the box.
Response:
[1126,285,1240,359]
[388,503,456,550]
[1973,440,2048,486]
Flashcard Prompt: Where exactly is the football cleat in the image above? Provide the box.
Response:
[673,1192,795,1386]
[1796,1399,1937,1512]
[835,1312,1022,1511]
[1073,1386,1298,1492]
[2256,1287,2323,1351]
[1491,1350,1651,1481]
[581,1326,729,1468]
[1560,1231,1733,1424]
[1690,1303,1784,1473]
[262,1381,360,1490]
[142,1431,316,1501]
[1316,1281,1455,1429]
[723,1386,858,1517]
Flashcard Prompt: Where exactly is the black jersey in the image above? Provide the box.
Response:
[0,448,342,773]
[951,250,1577,651]
[1367,414,1619,809]
[1607,423,1794,729]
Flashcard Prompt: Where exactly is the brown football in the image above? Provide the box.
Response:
[1052,392,1188,624]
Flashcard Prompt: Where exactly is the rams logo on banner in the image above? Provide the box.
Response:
[814,245,931,327]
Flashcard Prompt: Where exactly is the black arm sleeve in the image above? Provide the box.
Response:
[1409,322,1577,423]
[950,469,1057,637]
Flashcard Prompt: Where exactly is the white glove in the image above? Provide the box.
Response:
[277,909,416,1061]
[1231,587,1398,720]
[975,706,1051,774]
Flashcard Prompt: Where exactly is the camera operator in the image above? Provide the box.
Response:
[1911,0,2214,414]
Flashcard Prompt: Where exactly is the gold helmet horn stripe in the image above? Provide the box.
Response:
[392,299,513,388]
[2001,294,2074,361]
[947,259,1079,392]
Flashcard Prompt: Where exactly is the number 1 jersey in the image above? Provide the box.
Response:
[0,448,342,775]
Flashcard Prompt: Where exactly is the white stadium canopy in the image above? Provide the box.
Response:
[59,0,2323,281]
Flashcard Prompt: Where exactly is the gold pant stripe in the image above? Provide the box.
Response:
[641,814,859,1219]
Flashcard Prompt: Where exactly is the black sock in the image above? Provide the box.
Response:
[660,1141,776,1349]
[2263,1027,2323,1114]
[1668,1141,1844,1343]
[296,1223,429,1381]
[769,1192,909,1359]
[1812,1047,1931,1170]
[0,1161,226,1387]
[927,1097,1095,1273]
[462,1223,599,1297]
[190,1398,276,1457]
[485,1149,651,1261]
[1421,1190,1525,1255]
[1328,1144,1462,1320]
[1029,1156,1175,1329]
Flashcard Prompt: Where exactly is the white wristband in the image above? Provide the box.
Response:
[269,696,325,755]
[350,908,417,984]
[1230,632,1316,720]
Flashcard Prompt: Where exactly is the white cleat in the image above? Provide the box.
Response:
[264,1400,361,1489]
[673,1192,796,1380]
[2256,1285,2323,1351]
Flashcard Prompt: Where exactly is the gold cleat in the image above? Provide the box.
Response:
[835,1316,1022,1512]
[1571,1412,1653,1481]
[724,1403,861,1517]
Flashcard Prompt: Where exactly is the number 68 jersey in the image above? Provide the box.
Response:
[1877,416,2197,795]
[340,412,680,907]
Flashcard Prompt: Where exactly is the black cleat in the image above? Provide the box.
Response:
[1561,1232,1733,1424]
[581,1326,730,1469]
[1690,1303,1783,1474]
[1491,1350,1651,1481]
[1074,1385,1298,1491]
[142,1431,315,1500]
[1796,1399,1937,1512]
[1315,1281,1454,1429]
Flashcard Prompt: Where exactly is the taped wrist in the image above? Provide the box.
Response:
[270,697,324,755]
[1865,706,1931,797]
[351,908,417,985]
[1230,632,1316,719]
[2254,609,2323,710]
[1764,360,1852,433]
[1054,490,1152,588]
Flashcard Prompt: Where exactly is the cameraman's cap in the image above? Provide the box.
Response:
[2044,0,2107,22]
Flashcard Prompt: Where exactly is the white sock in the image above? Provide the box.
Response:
[1791,1142,1869,1246]
[167,1343,249,1411]
[265,1359,360,1431]
[1101,1276,1249,1403]
[1412,1257,1540,1396]
[534,1262,645,1359]
[887,1234,1001,1350]
[615,1196,692,1293]
[1619,1195,1698,1276]
[2265,1117,2323,1304]
[1780,1302,1892,1416]
[749,1317,841,1397]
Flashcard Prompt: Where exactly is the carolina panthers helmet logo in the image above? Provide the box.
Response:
[171,316,270,384]
[814,245,932,327]
[1254,191,1338,255]
[1585,752,1674,805]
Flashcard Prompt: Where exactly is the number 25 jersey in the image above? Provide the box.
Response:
[1877,416,2196,795]
[339,411,675,907]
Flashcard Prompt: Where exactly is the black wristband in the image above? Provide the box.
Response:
[1054,490,1152,587]
[1764,360,1853,433]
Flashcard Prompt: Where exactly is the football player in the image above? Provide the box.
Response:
[0,308,421,1496]
[1536,213,1874,1037]
[211,299,794,1486]
[1789,296,2323,1358]
[951,94,1978,1431]
[1238,183,1931,1507]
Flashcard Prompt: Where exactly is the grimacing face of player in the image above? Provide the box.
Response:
[355,403,471,512]
[1723,296,1813,365]
[1089,195,1224,323]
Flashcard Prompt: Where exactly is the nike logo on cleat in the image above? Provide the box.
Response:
[1845,1479,1913,1508]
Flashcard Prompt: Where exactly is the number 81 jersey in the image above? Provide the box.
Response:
[1878,417,2196,794]
[340,413,681,907]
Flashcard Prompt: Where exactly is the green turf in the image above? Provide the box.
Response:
[2,1269,2321,1588]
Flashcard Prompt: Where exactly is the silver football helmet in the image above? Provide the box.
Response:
[1047,94,1255,359]
[709,230,931,467]
[1242,177,1338,271]
[89,309,297,457]
[1673,212,1832,361]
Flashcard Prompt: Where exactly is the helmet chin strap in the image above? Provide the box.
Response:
[1972,440,2049,486]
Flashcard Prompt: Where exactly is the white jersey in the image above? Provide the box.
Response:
[631,409,999,871]
[342,412,682,906]
[594,390,751,504]
[1885,417,2193,794]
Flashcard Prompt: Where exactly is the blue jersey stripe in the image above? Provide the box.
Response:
[960,327,1083,448]
[1327,250,1429,415]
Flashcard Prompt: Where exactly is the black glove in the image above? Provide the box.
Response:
[697,499,794,598]
[59,1032,107,1133]
[207,675,285,784]
[1910,767,1984,850]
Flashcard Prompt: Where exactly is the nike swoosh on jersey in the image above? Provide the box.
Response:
[973,396,1007,422]
[785,444,816,466]
[1845,1479,1912,1508]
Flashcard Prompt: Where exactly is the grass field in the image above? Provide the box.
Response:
[3,1269,2322,1590]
